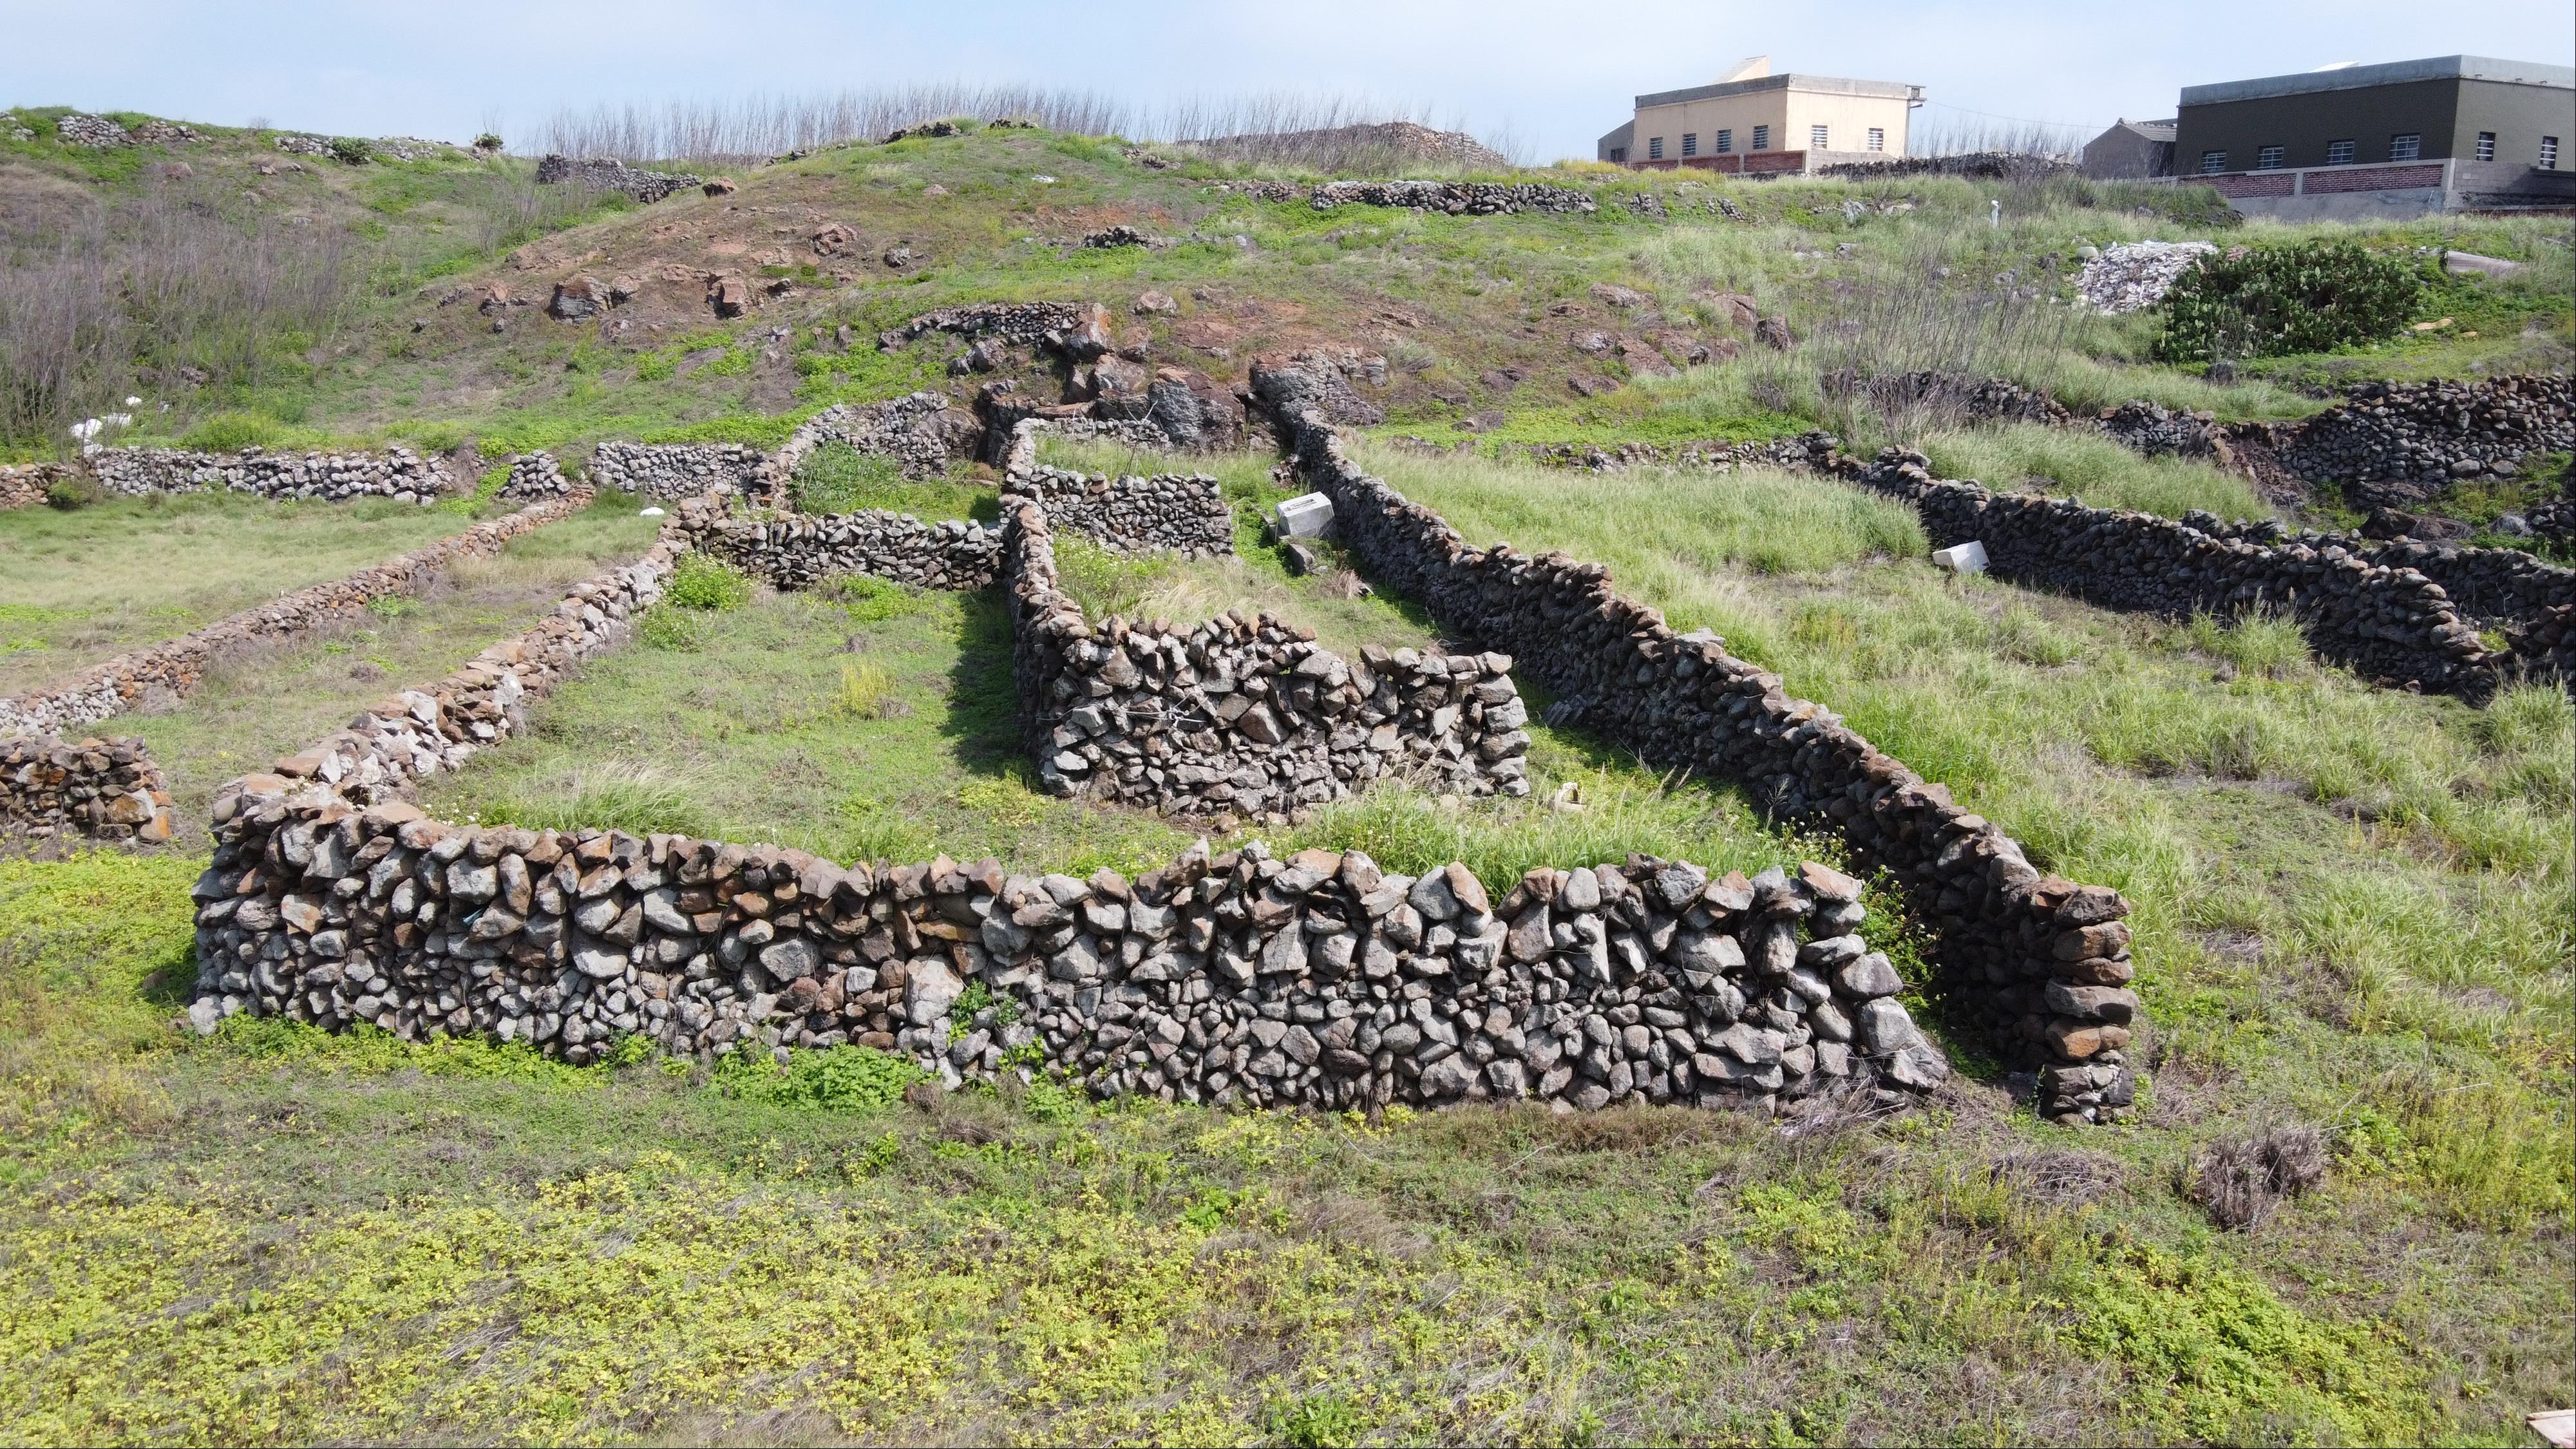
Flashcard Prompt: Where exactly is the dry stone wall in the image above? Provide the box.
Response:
[1252,362,2139,1123]
[2,735,174,844]
[533,155,703,203]
[1,462,71,509]
[1009,464,1233,556]
[1210,180,1596,215]
[2282,375,2572,486]
[759,392,983,503]
[500,452,573,500]
[683,500,1003,591]
[88,446,455,504]
[1839,448,2497,697]
[590,442,766,499]
[0,494,589,739]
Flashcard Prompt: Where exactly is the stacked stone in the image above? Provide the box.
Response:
[590,442,765,499]
[2098,402,2222,458]
[501,452,573,500]
[533,155,703,204]
[1,735,173,844]
[0,462,70,509]
[759,392,982,503]
[1841,372,2070,428]
[2282,375,2573,486]
[1844,449,2495,697]
[1010,465,1233,556]
[1306,181,1597,215]
[877,301,1100,352]
[55,113,135,147]
[687,509,1001,592]
[1253,361,2139,1122]
[1520,433,1838,473]
[88,446,453,504]
[273,134,334,156]
[0,493,591,738]
[191,778,1940,1110]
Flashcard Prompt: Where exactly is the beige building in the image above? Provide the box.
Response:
[1597,57,1922,173]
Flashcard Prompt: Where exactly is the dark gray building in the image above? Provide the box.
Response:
[2081,118,2175,178]
[2176,55,2571,175]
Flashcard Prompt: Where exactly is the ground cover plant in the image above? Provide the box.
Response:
[2,109,2570,1446]
[0,491,473,693]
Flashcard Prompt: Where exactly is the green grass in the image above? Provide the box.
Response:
[0,492,473,694]
[1919,423,2275,522]
[2,842,2566,1445]
[790,440,998,521]
[118,497,663,834]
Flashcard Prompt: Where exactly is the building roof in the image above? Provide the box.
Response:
[1636,73,1918,109]
[2180,55,2574,108]
[2109,118,2177,142]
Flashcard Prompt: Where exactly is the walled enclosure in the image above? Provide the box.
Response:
[87,445,456,504]
[1253,363,2139,1123]
[189,435,1944,1116]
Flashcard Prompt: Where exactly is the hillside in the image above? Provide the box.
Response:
[1,106,2571,1448]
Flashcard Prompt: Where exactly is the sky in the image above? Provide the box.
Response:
[3,0,2570,161]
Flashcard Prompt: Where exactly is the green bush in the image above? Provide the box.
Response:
[43,473,106,510]
[328,137,373,166]
[2157,241,2425,364]
[663,553,752,611]
[712,1042,926,1112]
[179,412,294,452]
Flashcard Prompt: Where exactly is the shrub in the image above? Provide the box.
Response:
[178,411,294,452]
[2188,1124,2330,1229]
[838,657,897,718]
[636,603,706,650]
[712,1042,925,1112]
[664,553,752,611]
[2157,242,2424,364]
[327,137,373,166]
[43,473,106,510]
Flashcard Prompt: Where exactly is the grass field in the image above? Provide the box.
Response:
[118,497,663,837]
[0,493,475,695]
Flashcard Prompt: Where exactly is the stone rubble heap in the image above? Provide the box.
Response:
[2282,375,2573,487]
[1,735,174,844]
[2074,241,2216,315]
[533,155,704,203]
[500,452,573,500]
[589,442,766,499]
[0,494,591,739]
[88,446,454,505]
[878,301,1108,355]
[55,114,200,147]
[1008,464,1234,556]
[1842,448,2497,697]
[1253,362,2140,1123]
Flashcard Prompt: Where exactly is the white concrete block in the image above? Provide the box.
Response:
[1274,491,1334,539]
[1931,540,1988,574]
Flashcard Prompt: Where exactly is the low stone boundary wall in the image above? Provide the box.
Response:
[1209,180,1597,215]
[1,461,71,509]
[1517,433,1837,473]
[88,446,455,504]
[2,735,174,844]
[533,155,703,203]
[500,452,573,500]
[2282,375,2571,486]
[685,505,1002,591]
[591,442,765,499]
[1253,363,2138,1123]
[1010,464,1233,556]
[1844,448,2497,696]
[0,494,591,738]
[759,392,983,503]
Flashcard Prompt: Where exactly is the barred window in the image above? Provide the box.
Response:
[1752,124,1770,150]
[2475,131,2496,162]
[2256,146,2284,169]
[2389,133,2420,162]
[1866,127,1885,152]
[1716,129,1734,153]
[1810,124,1829,149]
[2199,149,2227,174]
[2325,139,2354,165]
[1648,136,1663,160]
[2543,136,2560,170]
[1682,132,1698,157]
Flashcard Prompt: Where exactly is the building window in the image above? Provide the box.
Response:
[2389,133,2420,161]
[1648,136,1663,160]
[2199,150,2227,174]
[1681,132,1698,156]
[1609,147,1626,164]
[1716,129,1733,153]
[2325,139,2354,165]
[1752,125,1770,150]
[2475,131,2496,161]
[2256,146,2284,169]
[1811,124,1830,149]
[1866,127,1884,151]
[2543,136,2561,170]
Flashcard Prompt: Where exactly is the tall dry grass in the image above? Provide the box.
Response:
[0,183,352,450]
[528,85,1136,165]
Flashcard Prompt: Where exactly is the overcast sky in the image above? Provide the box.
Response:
[5,0,2570,161]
